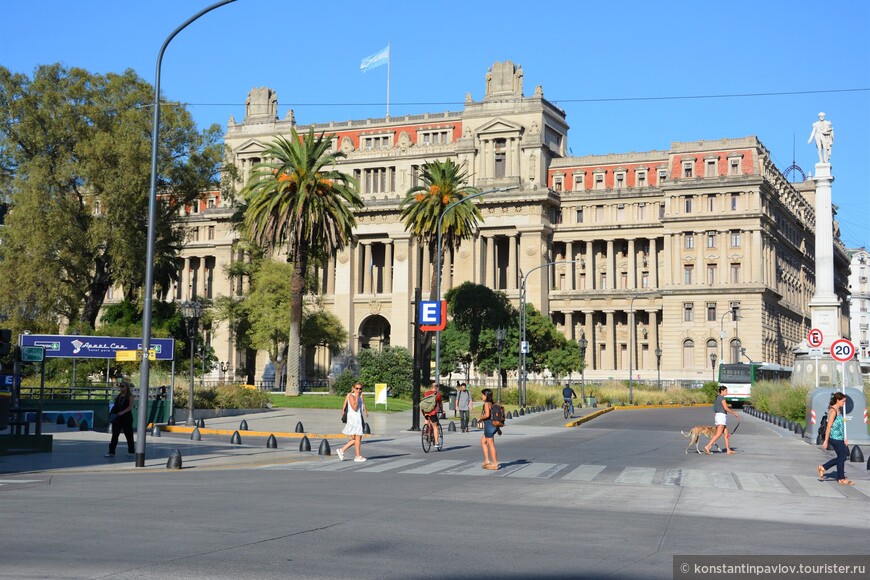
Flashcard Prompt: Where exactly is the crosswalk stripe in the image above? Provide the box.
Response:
[400,459,465,474]
[506,462,568,479]
[355,458,424,473]
[561,464,607,481]
[0,479,43,484]
[735,472,789,494]
[851,480,870,499]
[792,475,845,498]
[308,460,363,471]
[662,469,738,489]
[442,462,497,477]
[615,466,656,485]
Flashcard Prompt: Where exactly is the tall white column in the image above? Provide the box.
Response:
[809,163,840,348]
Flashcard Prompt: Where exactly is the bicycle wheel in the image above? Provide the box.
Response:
[421,423,432,453]
[564,403,570,419]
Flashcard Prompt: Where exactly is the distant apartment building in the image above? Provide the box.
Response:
[847,248,870,374]
[170,61,851,385]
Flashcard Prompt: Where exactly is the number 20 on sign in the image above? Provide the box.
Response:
[830,338,854,362]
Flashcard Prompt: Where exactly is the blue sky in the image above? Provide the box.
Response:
[2,0,868,248]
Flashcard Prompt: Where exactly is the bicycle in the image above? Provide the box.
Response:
[421,419,443,453]
[563,399,572,419]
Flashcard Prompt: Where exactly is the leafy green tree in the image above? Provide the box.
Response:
[242,129,362,395]
[357,346,414,398]
[475,326,520,386]
[400,160,481,386]
[545,338,583,380]
[0,64,222,330]
[439,325,472,381]
[445,282,516,365]
[522,303,564,374]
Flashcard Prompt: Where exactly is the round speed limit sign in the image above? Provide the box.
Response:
[807,328,823,348]
[830,338,855,362]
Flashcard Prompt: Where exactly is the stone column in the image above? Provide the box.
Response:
[384,242,392,294]
[695,231,703,286]
[627,239,636,289]
[649,237,658,288]
[363,243,372,294]
[508,234,517,289]
[648,310,659,359]
[586,241,595,289]
[606,240,614,289]
[564,311,574,341]
[662,234,672,286]
[488,236,497,288]
[566,241,575,291]
[605,310,615,370]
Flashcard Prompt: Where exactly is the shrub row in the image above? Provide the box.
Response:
[173,384,270,410]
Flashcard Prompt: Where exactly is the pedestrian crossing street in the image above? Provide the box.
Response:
[259,457,870,501]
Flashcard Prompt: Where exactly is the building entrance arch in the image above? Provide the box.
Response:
[358,315,391,352]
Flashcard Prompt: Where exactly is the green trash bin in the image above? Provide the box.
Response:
[586,396,597,408]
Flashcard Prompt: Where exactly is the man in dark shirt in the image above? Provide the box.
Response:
[562,384,578,417]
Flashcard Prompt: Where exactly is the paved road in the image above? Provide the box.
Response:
[1,406,867,579]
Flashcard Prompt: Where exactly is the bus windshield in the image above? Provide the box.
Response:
[719,364,751,384]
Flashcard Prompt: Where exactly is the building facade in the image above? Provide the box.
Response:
[177,61,852,385]
[847,248,870,374]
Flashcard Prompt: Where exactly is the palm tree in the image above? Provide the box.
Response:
[399,159,481,387]
[242,129,362,395]
[399,159,481,298]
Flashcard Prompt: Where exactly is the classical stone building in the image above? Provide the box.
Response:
[176,61,851,385]
[847,248,870,374]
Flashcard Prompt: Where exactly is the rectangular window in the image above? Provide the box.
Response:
[553,177,563,191]
[576,208,584,223]
[706,160,717,177]
[638,204,645,221]
[683,303,694,322]
[207,197,216,209]
[683,162,693,178]
[707,232,716,248]
[363,167,395,193]
[636,171,646,187]
[620,272,628,289]
[595,205,604,222]
[730,263,741,283]
[600,272,607,288]
[615,172,625,189]
[494,139,506,178]
[684,197,693,213]
[707,264,717,285]
[659,203,665,219]
[641,272,649,288]
[192,227,199,242]
[616,205,625,221]
[708,195,715,212]
[191,201,199,215]
[207,226,215,240]
[684,265,693,285]
[579,274,586,290]
[658,169,668,183]
[730,193,739,210]
[411,165,419,187]
[707,303,717,322]
[729,158,740,176]
[731,231,741,247]
[685,234,695,249]
[573,175,584,190]
[594,174,605,190]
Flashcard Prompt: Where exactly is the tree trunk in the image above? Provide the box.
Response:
[80,257,111,329]
[286,255,305,396]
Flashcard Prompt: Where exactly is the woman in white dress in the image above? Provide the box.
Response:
[337,382,368,462]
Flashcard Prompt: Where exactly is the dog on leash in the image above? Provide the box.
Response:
[681,426,721,454]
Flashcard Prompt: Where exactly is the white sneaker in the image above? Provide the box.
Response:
[353,456,367,462]
[336,449,345,461]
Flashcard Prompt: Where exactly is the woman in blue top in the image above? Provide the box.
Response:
[817,392,853,485]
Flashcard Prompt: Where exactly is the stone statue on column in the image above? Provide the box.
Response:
[807,112,834,163]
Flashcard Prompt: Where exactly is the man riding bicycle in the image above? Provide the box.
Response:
[422,381,444,450]
[562,383,578,418]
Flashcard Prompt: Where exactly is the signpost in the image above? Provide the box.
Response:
[115,350,157,362]
[830,338,856,441]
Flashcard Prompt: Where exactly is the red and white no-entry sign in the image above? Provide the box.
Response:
[830,338,855,362]
[807,328,824,348]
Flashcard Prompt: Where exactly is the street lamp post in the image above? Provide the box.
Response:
[135,0,237,467]
[655,346,662,391]
[518,260,577,407]
[434,186,517,390]
[199,343,207,389]
[220,361,230,384]
[579,334,588,404]
[181,300,202,426]
[495,327,506,403]
[710,352,718,383]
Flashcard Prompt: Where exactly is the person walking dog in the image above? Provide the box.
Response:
[704,386,739,455]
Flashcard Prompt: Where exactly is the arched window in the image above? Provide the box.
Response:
[706,339,718,367]
[682,339,695,369]
[730,339,741,363]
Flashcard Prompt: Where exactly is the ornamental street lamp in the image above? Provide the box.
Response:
[181,300,202,426]
[579,333,588,403]
[495,327,506,403]
[710,352,718,383]
[220,361,230,384]
[655,346,662,391]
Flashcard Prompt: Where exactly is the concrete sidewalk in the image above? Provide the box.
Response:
[0,403,592,475]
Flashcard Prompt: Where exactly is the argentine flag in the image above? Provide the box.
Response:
[360,45,389,72]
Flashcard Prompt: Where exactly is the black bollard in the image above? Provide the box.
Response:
[266,434,278,449]
[230,431,242,445]
[299,435,311,452]
[79,420,89,432]
[191,427,201,441]
[448,421,456,432]
[168,416,176,426]
[57,415,65,425]
[66,416,77,428]
[519,408,525,416]
[166,449,182,470]
[793,423,801,434]
[295,421,305,433]
[799,425,805,437]
[196,418,205,428]
[512,410,518,418]
[318,439,331,456]
[850,445,864,463]
[363,422,371,435]
[151,424,161,437]
[239,420,248,431]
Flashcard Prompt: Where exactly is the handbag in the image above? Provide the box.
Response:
[341,407,347,424]
[108,413,118,423]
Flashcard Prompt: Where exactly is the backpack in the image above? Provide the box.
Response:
[816,411,829,444]
[490,403,506,428]
[420,393,438,414]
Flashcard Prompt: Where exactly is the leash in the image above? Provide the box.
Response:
[730,420,740,435]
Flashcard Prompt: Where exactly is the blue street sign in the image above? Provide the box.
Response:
[18,335,175,361]
[419,301,442,325]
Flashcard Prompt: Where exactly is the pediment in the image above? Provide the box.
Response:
[234,139,268,155]
[475,117,525,137]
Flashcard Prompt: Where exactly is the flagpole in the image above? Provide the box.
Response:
[386,42,391,119]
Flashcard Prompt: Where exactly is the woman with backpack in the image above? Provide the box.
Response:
[479,388,499,470]
[817,392,853,485]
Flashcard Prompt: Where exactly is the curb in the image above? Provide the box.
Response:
[611,403,709,411]
[565,407,614,427]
